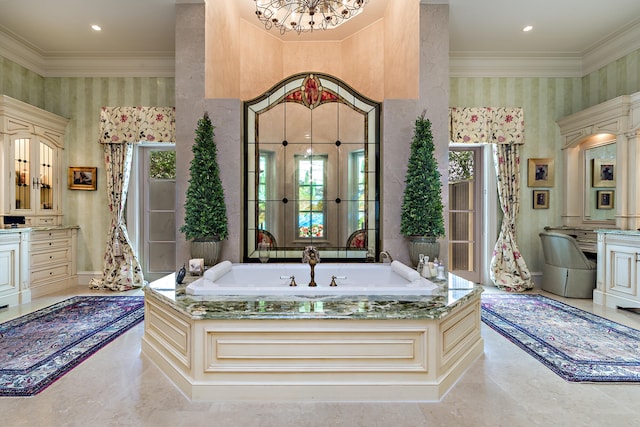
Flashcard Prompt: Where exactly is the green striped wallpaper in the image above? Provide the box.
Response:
[582,48,640,109]
[1,62,175,275]
[1,48,638,277]
[449,48,640,273]
[450,76,584,273]
[43,77,175,275]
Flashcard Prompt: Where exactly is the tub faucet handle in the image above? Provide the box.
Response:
[330,276,338,287]
[289,276,297,287]
[379,250,393,263]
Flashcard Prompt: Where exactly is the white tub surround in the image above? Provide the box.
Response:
[142,272,483,402]
[595,230,640,308]
[186,262,440,296]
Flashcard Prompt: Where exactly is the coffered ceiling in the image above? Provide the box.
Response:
[1,0,639,77]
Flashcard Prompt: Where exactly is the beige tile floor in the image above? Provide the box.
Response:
[1,286,640,427]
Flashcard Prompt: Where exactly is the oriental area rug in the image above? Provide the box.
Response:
[481,293,640,382]
[0,296,144,396]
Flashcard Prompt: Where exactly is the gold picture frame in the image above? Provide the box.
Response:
[592,159,616,187]
[597,190,614,209]
[533,190,549,209]
[528,158,554,187]
[68,167,97,191]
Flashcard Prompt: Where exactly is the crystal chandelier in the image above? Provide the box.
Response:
[254,0,369,35]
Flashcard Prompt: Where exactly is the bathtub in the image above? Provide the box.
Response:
[185,260,440,296]
[143,270,483,402]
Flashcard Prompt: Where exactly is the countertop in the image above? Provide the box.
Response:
[0,224,79,233]
[596,229,640,236]
[144,271,483,321]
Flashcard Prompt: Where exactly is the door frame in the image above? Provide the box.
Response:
[448,143,499,285]
[127,142,176,281]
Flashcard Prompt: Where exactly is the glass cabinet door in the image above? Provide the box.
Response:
[14,138,31,211]
[12,137,56,213]
[39,142,55,211]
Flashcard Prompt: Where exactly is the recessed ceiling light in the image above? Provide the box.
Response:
[91,24,102,31]
[522,25,533,32]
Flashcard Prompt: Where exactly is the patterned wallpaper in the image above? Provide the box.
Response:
[0,56,45,107]
[1,48,638,277]
[450,75,583,274]
[449,47,640,273]
[582,48,640,109]
[0,60,175,275]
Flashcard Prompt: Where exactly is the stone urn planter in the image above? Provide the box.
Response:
[407,236,440,267]
[190,239,222,267]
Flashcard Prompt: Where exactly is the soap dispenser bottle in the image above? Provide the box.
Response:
[416,254,425,275]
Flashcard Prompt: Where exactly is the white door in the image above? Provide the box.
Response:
[448,144,499,285]
[129,144,176,282]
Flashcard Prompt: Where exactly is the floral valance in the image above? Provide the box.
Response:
[449,107,524,145]
[99,106,175,144]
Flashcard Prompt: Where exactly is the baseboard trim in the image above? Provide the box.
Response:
[77,271,102,286]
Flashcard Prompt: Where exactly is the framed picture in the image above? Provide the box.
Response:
[68,167,97,191]
[528,158,554,187]
[533,190,549,209]
[597,190,614,209]
[592,159,616,187]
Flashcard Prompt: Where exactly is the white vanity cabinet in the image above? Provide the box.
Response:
[0,229,31,307]
[0,95,69,226]
[595,231,640,308]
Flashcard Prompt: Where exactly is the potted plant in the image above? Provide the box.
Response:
[180,112,228,266]
[400,112,445,266]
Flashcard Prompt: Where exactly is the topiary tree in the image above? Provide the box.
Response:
[400,113,445,238]
[180,112,228,241]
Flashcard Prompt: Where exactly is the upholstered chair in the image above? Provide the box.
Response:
[538,231,597,298]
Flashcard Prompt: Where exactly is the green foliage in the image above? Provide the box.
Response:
[400,115,445,238]
[149,150,176,179]
[448,150,474,183]
[179,112,228,240]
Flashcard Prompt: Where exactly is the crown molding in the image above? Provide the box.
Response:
[1,13,638,79]
[450,52,583,78]
[0,28,174,78]
[451,20,640,79]
[41,54,175,78]
[0,27,48,76]
[582,18,640,75]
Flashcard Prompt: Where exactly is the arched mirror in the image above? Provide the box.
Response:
[244,73,380,261]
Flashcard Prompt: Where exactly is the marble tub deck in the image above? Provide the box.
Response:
[142,272,484,402]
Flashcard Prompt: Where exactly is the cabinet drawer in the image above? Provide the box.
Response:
[31,248,71,267]
[31,229,71,241]
[31,263,71,284]
[31,238,71,252]
[33,217,58,226]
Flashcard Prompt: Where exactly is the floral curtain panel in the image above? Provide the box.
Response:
[449,107,532,292]
[90,106,175,291]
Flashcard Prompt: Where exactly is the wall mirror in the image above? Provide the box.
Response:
[583,141,616,222]
[243,73,380,261]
